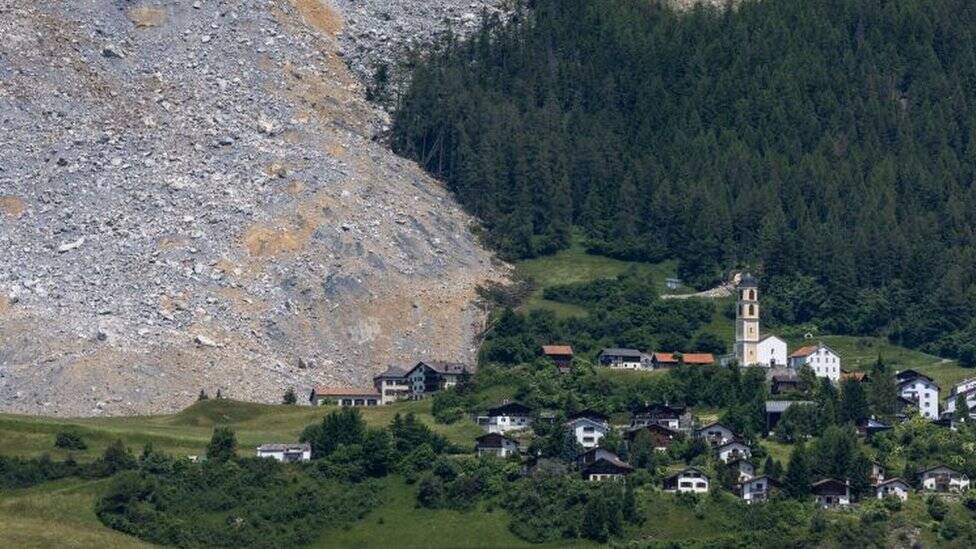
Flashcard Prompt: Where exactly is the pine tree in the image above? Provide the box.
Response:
[198,389,209,401]
[840,379,869,425]
[282,387,297,405]
[867,355,898,418]
[784,443,811,499]
[954,394,971,422]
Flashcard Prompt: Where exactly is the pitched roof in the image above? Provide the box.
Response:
[566,416,610,430]
[568,409,610,422]
[407,360,470,376]
[738,273,758,288]
[626,423,679,438]
[599,347,643,358]
[876,477,910,488]
[717,440,750,451]
[918,464,966,476]
[666,467,707,481]
[257,443,311,452]
[542,345,573,356]
[487,402,533,416]
[788,345,818,359]
[652,352,715,365]
[765,400,814,413]
[311,387,380,397]
[897,371,938,388]
[697,421,735,433]
[811,478,848,495]
[759,334,786,344]
[633,403,686,417]
[373,365,407,379]
[582,456,634,475]
[476,433,518,448]
[895,369,930,382]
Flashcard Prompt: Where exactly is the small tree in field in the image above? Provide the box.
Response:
[283,387,297,405]
[207,427,237,463]
[198,389,209,401]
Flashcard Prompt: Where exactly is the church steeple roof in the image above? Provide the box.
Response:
[739,273,758,288]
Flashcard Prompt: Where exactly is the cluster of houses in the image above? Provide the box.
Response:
[470,399,972,506]
[308,360,472,407]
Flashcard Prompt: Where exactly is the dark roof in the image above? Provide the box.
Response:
[876,478,910,488]
[726,458,754,468]
[697,421,735,433]
[625,423,679,440]
[582,457,633,476]
[373,365,407,379]
[487,402,533,416]
[633,403,686,417]
[717,440,750,451]
[257,443,311,452]
[811,478,848,496]
[918,464,966,476]
[476,433,518,448]
[665,467,707,482]
[770,370,800,383]
[897,373,939,389]
[568,409,610,422]
[408,360,470,376]
[599,347,643,358]
[739,273,758,288]
[895,369,934,383]
[743,475,777,486]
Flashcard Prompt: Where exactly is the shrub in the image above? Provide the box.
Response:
[54,430,87,450]
[927,496,949,521]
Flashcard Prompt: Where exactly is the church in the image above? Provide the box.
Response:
[733,273,787,368]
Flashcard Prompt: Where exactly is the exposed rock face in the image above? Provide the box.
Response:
[0,0,504,416]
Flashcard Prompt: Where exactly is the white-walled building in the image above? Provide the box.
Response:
[812,479,850,508]
[757,335,788,368]
[717,441,752,463]
[896,370,940,419]
[919,465,970,493]
[481,402,533,434]
[788,343,841,381]
[741,475,774,503]
[565,416,609,449]
[476,433,520,458]
[373,366,410,405]
[256,443,311,463]
[598,348,645,369]
[696,422,736,446]
[875,478,911,501]
[664,468,709,494]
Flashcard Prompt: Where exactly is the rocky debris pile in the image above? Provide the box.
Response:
[330,0,509,100]
[0,0,503,416]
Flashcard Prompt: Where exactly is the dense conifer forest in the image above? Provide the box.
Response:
[392,0,976,362]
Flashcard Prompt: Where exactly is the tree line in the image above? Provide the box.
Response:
[392,0,976,362]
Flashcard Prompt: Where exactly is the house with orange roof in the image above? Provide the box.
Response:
[541,345,574,371]
[650,352,715,369]
[788,342,841,381]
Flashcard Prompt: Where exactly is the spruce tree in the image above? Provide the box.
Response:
[784,443,811,499]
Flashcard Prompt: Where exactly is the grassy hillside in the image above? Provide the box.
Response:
[0,398,481,461]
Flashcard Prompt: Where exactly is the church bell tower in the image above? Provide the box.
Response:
[734,273,760,366]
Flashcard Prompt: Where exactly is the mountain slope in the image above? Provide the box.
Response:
[0,0,503,416]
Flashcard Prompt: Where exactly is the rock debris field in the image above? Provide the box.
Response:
[0,0,505,416]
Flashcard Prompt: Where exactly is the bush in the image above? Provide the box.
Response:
[927,496,949,521]
[962,492,976,512]
[54,430,87,450]
[881,495,903,513]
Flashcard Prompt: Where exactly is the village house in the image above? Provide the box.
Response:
[869,462,886,485]
[480,402,533,434]
[896,370,940,419]
[727,458,755,482]
[664,467,710,494]
[811,479,851,508]
[576,447,618,467]
[373,365,410,405]
[565,411,610,449]
[942,382,976,420]
[404,360,471,399]
[541,345,574,371]
[630,403,692,432]
[952,377,976,396]
[598,348,646,369]
[625,423,679,451]
[581,453,633,481]
[918,465,971,493]
[650,352,715,369]
[741,475,775,503]
[788,343,841,381]
[309,387,381,407]
[696,422,736,446]
[717,440,752,463]
[875,478,911,501]
[475,433,520,458]
[256,443,311,463]
[858,418,893,439]
[769,369,800,395]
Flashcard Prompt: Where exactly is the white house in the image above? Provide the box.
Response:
[896,370,940,419]
[788,343,841,381]
[811,479,850,508]
[482,402,533,434]
[565,416,609,449]
[309,387,381,407]
[875,478,911,501]
[631,404,690,432]
[727,459,755,482]
[919,465,970,493]
[598,348,645,369]
[717,441,751,463]
[373,365,410,405]
[741,475,774,503]
[951,378,976,397]
[942,386,976,420]
[756,335,788,368]
[475,433,519,458]
[664,467,709,494]
[404,361,470,399]
[256,443,311,463]
[696,422,736,446]
[581,454,633,481]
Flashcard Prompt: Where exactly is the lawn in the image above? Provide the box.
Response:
[515,235,683,318]
[0,398,482,461]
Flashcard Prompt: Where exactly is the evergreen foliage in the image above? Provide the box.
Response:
[394,0,976,360]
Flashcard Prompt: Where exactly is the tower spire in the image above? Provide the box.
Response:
[734,273,760,366]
